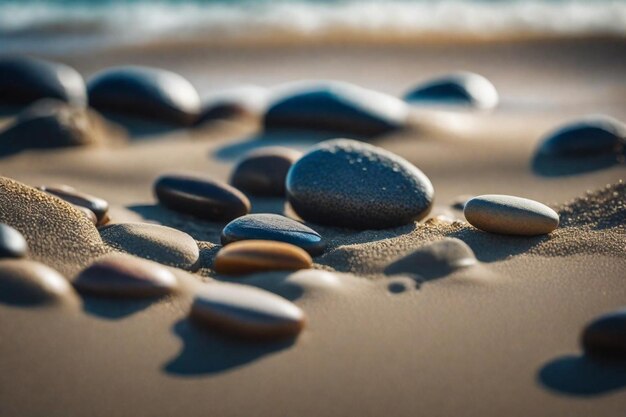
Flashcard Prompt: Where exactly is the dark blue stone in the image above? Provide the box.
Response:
[0,224,27,259]
[155,174,250,222]
[264,81,408,136]
[221,213,325,255]
[88,66,201,125]
[404,72,498,109]
[582,308,626,358]
[286,139,434,230]
[538,117,625,156]
[0,56,86,107]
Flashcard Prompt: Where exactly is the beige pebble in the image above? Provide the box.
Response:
[214,240,312,276]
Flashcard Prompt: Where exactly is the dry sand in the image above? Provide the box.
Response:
[0,38,625,417]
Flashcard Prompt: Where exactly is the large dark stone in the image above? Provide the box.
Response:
[155,174,250,222]
[221,213,325,255]
[0,56,86,107]
[264,81,408,136]
[88,66,201,125]
[286,139,434,229]
[404,72,498,109]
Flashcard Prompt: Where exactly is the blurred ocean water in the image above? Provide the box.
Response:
[0,0,625,54]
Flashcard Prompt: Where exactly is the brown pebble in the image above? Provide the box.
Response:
[214,240,312,275]
[38,184,109,225]
[74,254,178,298]
[0,259,76,306]
[190,282,305,340]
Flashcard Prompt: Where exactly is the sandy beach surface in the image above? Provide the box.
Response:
[0,37,625,417]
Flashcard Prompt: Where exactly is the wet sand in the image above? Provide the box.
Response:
[0,37,625,416]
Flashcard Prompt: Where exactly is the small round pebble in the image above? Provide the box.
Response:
[0,259,76,306]
[404,72,499,109]
[221,213,325,255]
[38,184,109,225]
[0,56,86,107]
[99,222,200,271]
[582,308,626,358]
[190,282,306,339]
[214,240,312,275]
[155,174,250,222]
[74,254,178,298]
[464,195,559,236]
[264,81,408,136]
[386,238,477,279]
[230,147,302,197]
[87,66,201,125]
[0,223,27,258]
[538,116,626,156]
[286,138,434,229]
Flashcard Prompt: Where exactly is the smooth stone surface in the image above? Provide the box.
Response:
[99,222,200,271]
[286,138,434,229]
[155,174,250,222]
[196,86,268,125]
[582,309,626,358]
[264,81,408,136]
[537,116,626,156]
[214,240,312,275]
[230,147,302,197]
[190,281,306,339]
[0,223,27,258]
[0,56,86,107]
[221,213,325,255]
[385,238,477,280]
[88,66,201,125]
[464,194,559,236]
[74,254,178,298]
[0,100,117,152]
[0,259,75,306]
[38,184,109,225]
[404,72,499,109]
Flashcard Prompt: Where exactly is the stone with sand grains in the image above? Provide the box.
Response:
[221,213,325,255]
[38,184,109,226]
[464,195,559,236]
[0,56,86,107]
[74,254,178,298]
[214,240,312,275]
[0,259,76,306]
[87,65,201,125]
[0,223,28,258]
[99,222,200,271]
[155,174,250,222]
[582,308,626,358]
[230,147,302,197]
[286,138,434,229]
[191,282,305,339]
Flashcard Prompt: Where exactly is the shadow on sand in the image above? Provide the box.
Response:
[163,319,297,376]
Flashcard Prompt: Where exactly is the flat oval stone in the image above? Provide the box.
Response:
[264,81,408,136]
[38,184,109,225]
[190,282,306,339]
[99,222,200,271]
[87,66,201,125]
[230,147,302,197]
[0,100,114,151]
[464,195,559,236]
[385,238,477,280]
[214,240,312,276]
[155,174,250,222]
[538,116,626,156]
[0,223,27,258]
[74,254,178,298]
[196,86,268,125]
[0,56,86,107]
[286,138,434,229]
[0,259,76,306]
[221,213,325,255]
[404,72,498,109]
[582,309,626,358]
